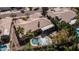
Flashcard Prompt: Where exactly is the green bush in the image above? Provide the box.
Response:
[1,35,10,43]
[20,16,29,21]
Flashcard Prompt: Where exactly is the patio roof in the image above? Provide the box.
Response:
[41,24,54,31]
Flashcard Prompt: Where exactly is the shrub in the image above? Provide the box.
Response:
[1,35,10,43]
[16,26,24,35]
[20,16,29,21]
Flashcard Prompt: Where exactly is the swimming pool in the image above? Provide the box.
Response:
[30,38,39,46]
[32,38,39,44]
[76,28,79,37]
[0,44,7,51]
[30,37,49,47]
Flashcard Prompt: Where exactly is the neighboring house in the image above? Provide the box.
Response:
[47,8,76,23]
[0,7,11,12]
[0,7,24,12]
[29,12,42,18]
[0,11,25,18]
[0,17,12,36]
[0,10,41,18]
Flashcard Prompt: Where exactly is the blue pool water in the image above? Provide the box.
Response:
[76,28,79,37]
[31,38,42,46]
[32,38,39,45]
[0,44,7,51]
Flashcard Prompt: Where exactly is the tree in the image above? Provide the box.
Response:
[51,29,69,44]
[25,30,35,39]
[20,16,29,21]
[64,42,78,51]
[47,16,62,31]
[47,16,76,35]
[46,16,78,50]
[75,8,79,16]
[1,35,10,43]
[76,18,79,26]
[16,26,24,35]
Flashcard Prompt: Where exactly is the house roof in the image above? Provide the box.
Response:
[0,17,12,35]
[15,18,54,33]
[29,12,42,18]
[47,9,76,23]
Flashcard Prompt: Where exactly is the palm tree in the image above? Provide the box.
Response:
[16,26,24,36]
[64,43,78,51]
[47,16,62,31]
[25,30,35,39]
[20,16,29,21]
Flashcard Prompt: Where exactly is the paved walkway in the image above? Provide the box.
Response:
[10,24,20,50]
